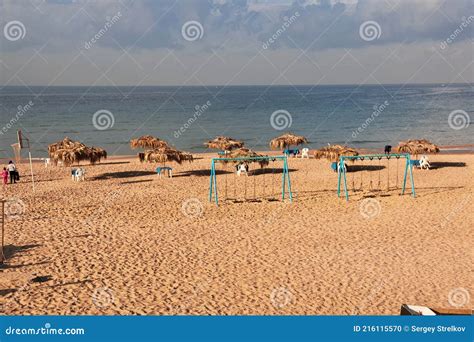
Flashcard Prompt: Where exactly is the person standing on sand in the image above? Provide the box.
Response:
[7,161,17,184]
[2,167,8,185]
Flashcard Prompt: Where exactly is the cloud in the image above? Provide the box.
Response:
[1,0,472,53]
[0,0,472,86]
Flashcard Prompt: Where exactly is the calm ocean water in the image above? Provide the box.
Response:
[0,84,472,157]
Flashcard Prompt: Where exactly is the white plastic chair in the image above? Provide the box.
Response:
[236,163,248,177]
[419,155,430,170]
[72,168,86,181]
[301,148,309,159]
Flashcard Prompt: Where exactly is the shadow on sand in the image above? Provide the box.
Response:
[348,165,385,172]
[91,171,155,180]
[1,244,46,270]
[3,244,41,260]
[429,162,467,170]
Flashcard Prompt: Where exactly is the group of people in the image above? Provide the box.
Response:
[2,161,19,185]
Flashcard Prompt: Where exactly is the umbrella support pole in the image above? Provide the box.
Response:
[1,200,5,264]
[338,153,415,200]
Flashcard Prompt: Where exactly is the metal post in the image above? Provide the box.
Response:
[401,156,409,195]
[337,157,342,197]
[409,158,416,198]
[213,161,219,206]
[1,200,5,264]
[342,157,349,201]
[28,150,35,193]
[285,158,292,202]
[209,159,214,202]
[281,159,286,200]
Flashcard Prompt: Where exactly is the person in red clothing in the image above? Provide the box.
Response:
[2,167,9,185]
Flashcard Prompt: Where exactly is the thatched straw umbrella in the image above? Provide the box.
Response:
[396,139,440,158]
[48,137,85,156]
[313,144,359,162]
[222,148,269,168]
[51,145,107,166]
[48,137,107,166]
[269,133,308,150]
[130,135,169,150]
[89,147,107,164]
[205,136,244,151]
[144,147,193,166]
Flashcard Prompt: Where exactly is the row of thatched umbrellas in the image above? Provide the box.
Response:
[47,135,440,167]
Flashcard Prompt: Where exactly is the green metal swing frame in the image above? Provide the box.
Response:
[337,153,416,200]
[209,156,293,206]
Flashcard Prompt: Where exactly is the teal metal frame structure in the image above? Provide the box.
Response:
[337,153,416,201]
[209,156,293,205]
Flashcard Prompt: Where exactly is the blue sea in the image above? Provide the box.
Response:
[0,84,472,157]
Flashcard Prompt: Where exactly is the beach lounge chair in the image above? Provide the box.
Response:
[71,168,86,181]
[409,159,420,168]
[236,163,248,176]
[301,148,309,159]
[410,157,430,170]
[419,155,430,169]
[283,148,299,157]
[156,166,172,178]
[42,158,51,167]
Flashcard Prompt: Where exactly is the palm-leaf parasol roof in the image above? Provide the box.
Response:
[48,137,85,155]
[144,147,193,165]
[221,148,269,167]
[48,137,107,166]
[396,139,440,156]
[313,144,359,162]
[270,133,308,150]
[51,145,107,166]
[205,136,244,151]
[130,135,169,149]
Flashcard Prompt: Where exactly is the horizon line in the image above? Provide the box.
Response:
[1,82,473,88]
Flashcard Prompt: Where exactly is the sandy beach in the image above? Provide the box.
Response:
[0,152,472,315]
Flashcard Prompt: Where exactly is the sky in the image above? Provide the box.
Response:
[0,0,472,86]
